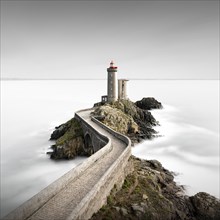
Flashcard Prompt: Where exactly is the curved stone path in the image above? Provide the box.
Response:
[25,110,127,220]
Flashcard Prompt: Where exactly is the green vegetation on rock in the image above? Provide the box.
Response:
[49,118,85,160]
[92,104,139,135]
[91,156,220,220]
[55,118,83,146]
[92,99,159,144]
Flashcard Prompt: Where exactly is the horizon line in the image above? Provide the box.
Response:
[1,78,219,81]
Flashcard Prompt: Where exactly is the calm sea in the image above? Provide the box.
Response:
[1,80,219,217]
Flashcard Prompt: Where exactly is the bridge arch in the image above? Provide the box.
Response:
[84,133,94,155]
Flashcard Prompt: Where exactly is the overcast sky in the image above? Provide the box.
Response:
[1,0,219,79]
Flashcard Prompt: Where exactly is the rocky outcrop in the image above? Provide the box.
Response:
[92,99,159,144]
[135,97,162,110]
[50,124,69,140]
[91,156,220,220]
[49,98,162,159]
[190,192,220,220]
[92,104,139,135]
[49,118,86,159]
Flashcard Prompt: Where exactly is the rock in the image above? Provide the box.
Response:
[113,206,120,212]
[120,207,128,216]
[142,194,148,200]
[50,136,85,159]
[190,192,220,220]
[50,97,162,159]
[131,203,144,213]
[135,97,163,110]
[113,206,128,216]
[49,118,86,160]
[50,124,68,140]
[92,104,139,135]
[49,97,162,159]
[50,97,162,160]
[92,99,159,144]
[148,159,163,169]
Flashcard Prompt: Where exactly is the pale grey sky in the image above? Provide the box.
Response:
[1,0,219,79]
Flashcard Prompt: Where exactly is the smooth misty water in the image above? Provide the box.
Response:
[130,80,219,198]
[1,80,219,217]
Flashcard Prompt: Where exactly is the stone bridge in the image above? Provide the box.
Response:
[74,109,108,155]
[3,108,131,220]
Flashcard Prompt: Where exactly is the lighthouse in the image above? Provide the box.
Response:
[107,61,117,102]
[100,61,129,104]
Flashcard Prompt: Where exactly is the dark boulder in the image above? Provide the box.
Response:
[50,124,68,140]
[190,192,220,220]
[135,97,162,110]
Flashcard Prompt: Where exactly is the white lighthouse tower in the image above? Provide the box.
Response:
[107,61,117,102]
